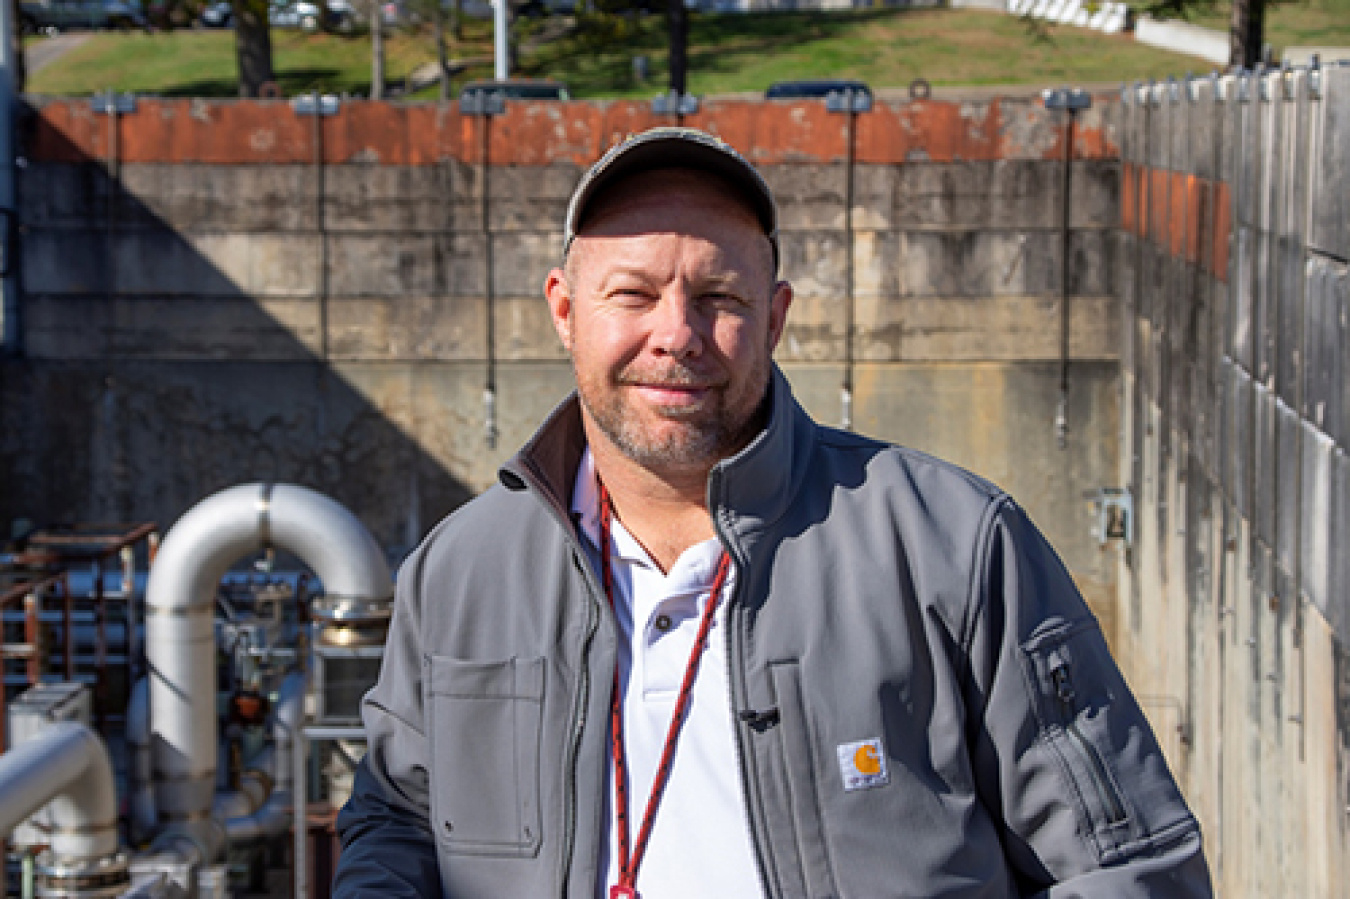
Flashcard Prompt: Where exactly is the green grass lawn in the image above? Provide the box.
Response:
[27,28,437,96]
[1185,0,1350,55]
[25,0,1350,101]
[521,8,1204,99]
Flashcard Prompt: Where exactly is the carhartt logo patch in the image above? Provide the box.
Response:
[837,738,889,791]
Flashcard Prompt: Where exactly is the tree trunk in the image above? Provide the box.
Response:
[9,0,25,93]
[433,0,450,101]
[371,2,385,99]
[233,0,275,97]
[1229,0,1265,69]
[667,0,686,96]
[452,0,462,40]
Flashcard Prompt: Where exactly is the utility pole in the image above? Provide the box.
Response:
[493,0,509,80]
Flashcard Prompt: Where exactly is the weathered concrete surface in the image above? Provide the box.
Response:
[1116,71,1350,896]
[4,95,1120,627]
[788,361,1121,630]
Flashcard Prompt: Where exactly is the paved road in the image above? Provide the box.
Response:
[26,33,91,75]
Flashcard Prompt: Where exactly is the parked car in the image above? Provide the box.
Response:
[765,79,873,101]
[269,0,354,31]
[459,78,570,102]
[197,0,231,26]
[19,0,146,33]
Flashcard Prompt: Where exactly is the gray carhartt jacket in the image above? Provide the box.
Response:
[334,367,1213,898]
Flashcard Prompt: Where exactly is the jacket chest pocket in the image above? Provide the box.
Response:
[425,654,545,857]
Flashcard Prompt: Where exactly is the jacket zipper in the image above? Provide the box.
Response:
[1051,662,1128,825]
[558,559,602,896]
[711,478,778,899]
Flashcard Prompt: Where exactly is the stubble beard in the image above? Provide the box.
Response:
[576,357,771,474]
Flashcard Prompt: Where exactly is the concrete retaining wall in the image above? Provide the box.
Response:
[2,94,1122,616]
[1116,66,1350,893]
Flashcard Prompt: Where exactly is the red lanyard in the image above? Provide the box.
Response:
[598,482,732,899]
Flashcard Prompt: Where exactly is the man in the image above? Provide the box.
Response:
[334,127,1212,897]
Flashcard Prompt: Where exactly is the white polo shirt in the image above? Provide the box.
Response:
[571,450,764,899]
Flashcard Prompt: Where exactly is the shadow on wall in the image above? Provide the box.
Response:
[0,105,476,559]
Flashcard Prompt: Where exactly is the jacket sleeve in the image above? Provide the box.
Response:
[332,544,441,897]
[962,498,1213,897]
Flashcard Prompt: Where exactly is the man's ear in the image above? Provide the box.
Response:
[544,267,574,351]
[767,279,793,351]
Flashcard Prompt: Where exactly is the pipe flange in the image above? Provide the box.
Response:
[315,622,391,648]
[310,594,394,624]
[35,851,130,898]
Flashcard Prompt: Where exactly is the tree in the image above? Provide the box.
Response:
[233,0,276,97]
[8,0,24,93]
[1228,0,1266,68]
[666,0,686,95]
[432,0,452,101]
[370,0,385,99]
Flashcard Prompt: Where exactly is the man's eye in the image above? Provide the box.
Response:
[703,291,746,309]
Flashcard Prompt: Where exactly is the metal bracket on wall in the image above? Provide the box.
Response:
[825,88,872,114]
[91,91,136,115]
[1308,56,1323,98]
[651,91,699,116]
[292,94,341,116]
[1042,87,1091,112]
[1085,487,1134,546]
[461,90,506,117]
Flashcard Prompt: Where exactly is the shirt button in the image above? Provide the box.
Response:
[654,614,673,632]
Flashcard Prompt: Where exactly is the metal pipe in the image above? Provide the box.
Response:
[1053,108,1074,450]
[482,113,498,449]
[294,700,309,899]
[1056,106,1077,450]
[493,0,508,79]
[270,670,306,792]
[0,721,119,862]
[146,484,392,861]
[126,677,158,841]
[313,94,329,362]
[842,104,857,432]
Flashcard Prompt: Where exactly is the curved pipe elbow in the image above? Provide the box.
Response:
[0,722,120,862]
[224,790,294,845]
[146,483,389,846]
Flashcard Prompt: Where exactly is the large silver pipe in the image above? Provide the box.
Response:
[146,484,392,860]
[0,721,119,861]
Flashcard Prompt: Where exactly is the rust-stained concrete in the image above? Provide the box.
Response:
[6,94,1123,587]
[22,94,1119,166]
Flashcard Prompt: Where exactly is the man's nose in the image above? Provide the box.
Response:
[649,291,705,358]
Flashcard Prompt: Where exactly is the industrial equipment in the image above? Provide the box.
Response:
[1,484,395,898]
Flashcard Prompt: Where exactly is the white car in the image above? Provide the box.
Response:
[269,0,355,31]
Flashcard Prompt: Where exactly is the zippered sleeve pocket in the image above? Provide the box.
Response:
[425,654,545,857]
[1021,619,1140,859]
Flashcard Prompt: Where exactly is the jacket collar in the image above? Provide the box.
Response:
[500,365,816,545]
